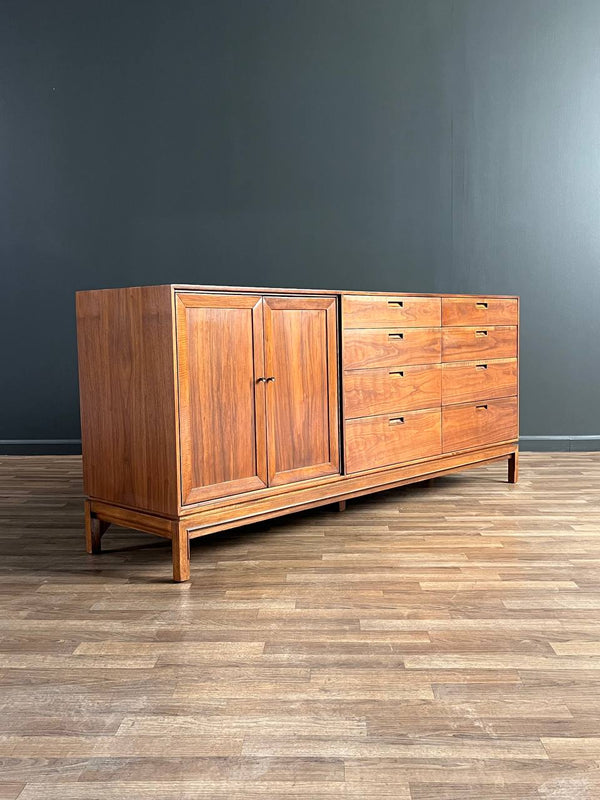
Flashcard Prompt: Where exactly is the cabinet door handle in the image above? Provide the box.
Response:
[266,376,276,382]
[387,300,404,307]
[476,404,488,410]
[388,333,404,339]
[389,370,404,377]
[389,416,405,425]
[476,364,488,370]
[475,330,488,337]
[256,377,267,383]
[476,301,488,309]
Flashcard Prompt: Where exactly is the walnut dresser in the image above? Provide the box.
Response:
[76,285,519,581]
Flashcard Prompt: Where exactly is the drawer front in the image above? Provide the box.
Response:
[344,328,441,370]
[344,364,441,419]
[442,397,518,453]
[442,326,517,362]
[343,295,441,329]
[442,297,518,327]
[442,359,518,406]
[345,409,441,474]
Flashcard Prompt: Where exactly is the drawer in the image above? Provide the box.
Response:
[442,297,518,326]
[344,328,441,370]
[345,408,441,474]
[442,397,518,453]
[343,295,441,328]
[442,359,518,406]
[344,364,441,419]
[442,326,517,362]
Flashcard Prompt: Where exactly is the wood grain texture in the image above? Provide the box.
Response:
[345,409,441,474]
[176,293,267,505]
[344,364,441,419]
[76,286,178,516]
[343,328,441,370]
[442,397,518,453]
[442,326,518,363]
[263,296,339,486]
[442,359,518,406]
[442,297,518,326]
[1,453,599,798]
[342,295,441,328]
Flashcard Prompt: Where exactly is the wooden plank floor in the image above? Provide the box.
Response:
[0,454,599,799]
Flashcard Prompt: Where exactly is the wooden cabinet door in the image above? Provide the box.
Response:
[263,296,340,486]
[176,293,267,505]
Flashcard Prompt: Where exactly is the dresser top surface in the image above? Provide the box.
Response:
[77,284,519,300]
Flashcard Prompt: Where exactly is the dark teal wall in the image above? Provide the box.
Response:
[1,1,598,450]
[435,1,600,447]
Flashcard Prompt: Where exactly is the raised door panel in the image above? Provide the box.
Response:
[442,397,518,453]
[343,328,441,370]
[176,293,267,505]
[343,295,441,328]
[442,326,517,362]
[263,296,339,486]
[344,364,441,419]
[345,409,441,474]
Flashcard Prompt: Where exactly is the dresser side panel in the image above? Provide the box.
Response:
[76,286,178,516]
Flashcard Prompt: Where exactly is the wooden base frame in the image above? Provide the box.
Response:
[84,444,519,582]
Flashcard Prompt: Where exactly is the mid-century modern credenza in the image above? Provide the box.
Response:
[76,285,519,581]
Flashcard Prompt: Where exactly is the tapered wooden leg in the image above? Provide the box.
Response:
[508,450,519,484]
[337,500,347,512]
[172,523,191,582]
[84,500,110,554]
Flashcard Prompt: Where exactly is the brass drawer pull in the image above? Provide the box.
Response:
[387,300,404,307]
[476,301,488,309]
[476,404,488,410]
[388,333,404,339]
[389,370,404,377]
[475,330,488,337]
[389,416,405,425]
[476,363,488,370]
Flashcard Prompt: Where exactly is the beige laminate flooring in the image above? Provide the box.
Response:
[0,453,600,799]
